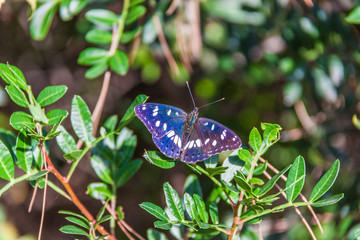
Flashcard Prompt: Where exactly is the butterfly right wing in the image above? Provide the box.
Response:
[134,103,187,138]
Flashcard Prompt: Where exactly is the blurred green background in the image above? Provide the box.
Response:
[0,0,359,239]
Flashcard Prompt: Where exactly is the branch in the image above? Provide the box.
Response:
[41,146,115,240]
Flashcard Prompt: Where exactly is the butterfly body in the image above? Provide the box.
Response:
[135,103,241,163]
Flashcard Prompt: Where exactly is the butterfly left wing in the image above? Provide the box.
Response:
[134,103,187,138]
[180,117,242,163]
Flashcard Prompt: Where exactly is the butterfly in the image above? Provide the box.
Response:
[134,85,242,163]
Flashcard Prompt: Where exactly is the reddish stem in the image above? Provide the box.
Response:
[41,145,116,240]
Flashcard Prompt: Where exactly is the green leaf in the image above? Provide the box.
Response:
[261,123,281,145]
[63,150,83,161]
[85,61,108,79]
[59,0,88,21]
[258,165,291,197]
[0,129,17,161]
[143,151,177,169]
[85,9,119,26]
[87,182,112,200]
[121,26,142,44]
[352,114,360,130]
[0,140,14,181]
[346,6,360,24]
[249,127,262,153]
[234,175,254,197]
[16,130,33,173]
[10,111,35,130]
[0,64,28,90]
[59,225,89,237]
[90,155,113,184]
[309,160,340,202]
[147,229,168,240]
[249,177,264,185]
[183,193,197,221]
[5,85,29,107]
[65,216,89,229]
[46,109,68,126]
[117,94,148,129]
[115,128,136,165]
[238,149,252,164]
[85,29,112,44]
[109,50,129,76]
[154,220,172,230]
[253,162,267,175]
[204,155,218,169]
[197,221,210,229]
[221,152,245,183]
[71,95,94,145]
[37,85,67,107]
[29,1,57,40]
[59,210,89,224]
[286,156,305,203]
[78,47,109,66]
[139,202,170,221]
[209,203,219,224]
[29,104,48,124]
[193,194,209,223]
[163,182,184,221]
[184,174,202,197]
[115,159,142,187]
[126,5,146,24]
[311,193,344,207]
[56,126,76,154]
[206,166,228,176]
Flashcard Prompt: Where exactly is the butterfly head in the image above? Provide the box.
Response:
[188,107,199,126]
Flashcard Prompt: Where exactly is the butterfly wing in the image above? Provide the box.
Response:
[134,103,187,138]
[181,117,242,163]
[135,103,187,159]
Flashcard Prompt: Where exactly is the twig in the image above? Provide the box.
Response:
[38,173,48,240]
[259,157,323,233]
[303,0,314,7]
[28,181,38,212]
[256,222,263,240]
[92,71,111,135]
[175,16,193,72]
[166,0,181,15]
[103,201,145,240]
[40,146,115,239]
[153,14,180,76]
[262,170,317,240]
[294,100,315,133]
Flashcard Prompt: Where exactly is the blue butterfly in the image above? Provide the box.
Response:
[134,101,242,163]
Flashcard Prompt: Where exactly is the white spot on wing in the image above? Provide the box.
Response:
[205,138,210,145]
[221,135,224,140]
[204,122,208,126]
[184,141,190,150]
[189,140,194,148]
[153,111,158,116]
[167,130,175,138]
[167,109,171,115]
[232,137,236,141]
[195,139,202,147]
[142,106,146,110]
[212,140,217,146]
[175,112,179,116]
[163,123,167,131]
[211,124,215,131]
[178,139,181,148]
[174,135,179,145]
[155,121,160,127]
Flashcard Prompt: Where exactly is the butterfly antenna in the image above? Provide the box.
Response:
[198,98,225,110]
[186,81,197,108]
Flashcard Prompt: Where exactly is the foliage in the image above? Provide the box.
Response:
[142,123,343,239]
[0,63,147,239]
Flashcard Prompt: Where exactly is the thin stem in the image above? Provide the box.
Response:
[0,174,30,196]
[41,146,115,239]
